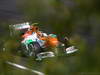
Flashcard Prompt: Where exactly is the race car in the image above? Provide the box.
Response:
[9,22,78,60]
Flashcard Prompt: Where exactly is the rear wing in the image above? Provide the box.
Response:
[11,22,30,30]
[9,22,30,36]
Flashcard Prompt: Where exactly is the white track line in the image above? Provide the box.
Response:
[6,61,45,75]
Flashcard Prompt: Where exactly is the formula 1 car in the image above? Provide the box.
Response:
[9,22,78,60]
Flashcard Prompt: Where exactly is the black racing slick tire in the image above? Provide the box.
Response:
[21,42,42,57]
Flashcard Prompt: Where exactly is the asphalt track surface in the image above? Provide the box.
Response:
[0,0,23,21]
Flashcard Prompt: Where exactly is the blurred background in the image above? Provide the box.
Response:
[0,0,100,75]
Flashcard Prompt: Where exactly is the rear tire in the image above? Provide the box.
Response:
[32,42,42,58]
[21,42,42,57]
